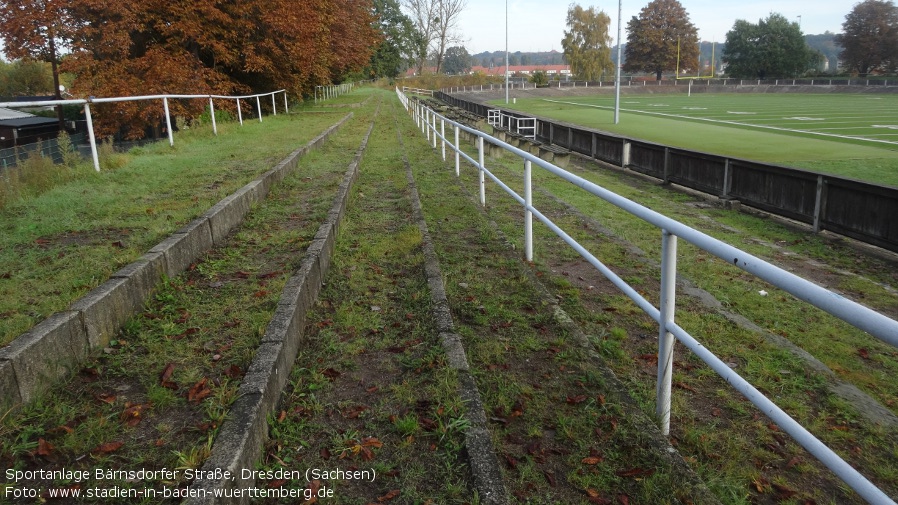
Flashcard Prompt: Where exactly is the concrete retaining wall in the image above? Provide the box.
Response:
[0,113,352,414]
[184,121,374,505]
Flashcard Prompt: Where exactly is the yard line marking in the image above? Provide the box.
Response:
[541,98,898,147]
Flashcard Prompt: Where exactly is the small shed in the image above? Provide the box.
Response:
[0,107,60,149]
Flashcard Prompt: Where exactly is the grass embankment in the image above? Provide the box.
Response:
[495,93,898,187]
[449,134,898,503]
[0,92,374,500]
[0,109,346,346]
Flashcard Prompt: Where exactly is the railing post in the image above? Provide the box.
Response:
[441,118,446,161]
[432,113,437,149]
[209,97,218,136]
[524,159,533,262]
[663,147,670,183]
[284,91,289,114]
[272,93,276,115]
[425,109,430,141]
[256,96,262,122]
[813,174,826,233]
[454,125,460,176]
[722,159,732,199]
[84,101,100,172]
[656,229,678,436]
[621,139,630,168]
[237,99,243,125]
[478,136,486,206]
[163,97,174,146]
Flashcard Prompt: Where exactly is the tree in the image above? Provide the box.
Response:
[0,59,54,97]
[0,0,75,128]
[530,70,549,87]
[835,0,898,76]
[442,46,472,74]
[368,0,419,78]
[561,4,614,81]
[16,0,380,138]
[723,13,816,79]
[401,0,466,74]
[623,0,699,80]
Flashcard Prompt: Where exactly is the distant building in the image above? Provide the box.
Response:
[0,107,60,149]
[469,64,571,77]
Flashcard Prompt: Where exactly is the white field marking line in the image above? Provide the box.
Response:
[541,98,898,146]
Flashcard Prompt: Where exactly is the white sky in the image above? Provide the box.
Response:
[457,0,848,54]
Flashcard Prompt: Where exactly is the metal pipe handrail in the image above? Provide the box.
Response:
[1,90,288,172]
[397,87,898,505]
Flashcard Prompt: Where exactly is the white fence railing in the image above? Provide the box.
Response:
[0,90,288,172]
[314,83,354,103]
[396,87,898,505]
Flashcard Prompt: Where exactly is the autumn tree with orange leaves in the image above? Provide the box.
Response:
[0,0,380,138]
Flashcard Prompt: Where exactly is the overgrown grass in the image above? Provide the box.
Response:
[442,129,898,503]
[0,108,347,346]
[0,91,381,500]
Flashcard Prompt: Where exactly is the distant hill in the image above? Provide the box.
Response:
[472,50,566,69]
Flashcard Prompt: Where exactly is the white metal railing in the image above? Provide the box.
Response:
[314,83,354,104]
[0,90,288,172]
[401,86,434,97]
[487,110,536,140]
[396,87,898,505]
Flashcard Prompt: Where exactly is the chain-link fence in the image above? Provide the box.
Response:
[0,133,86,170]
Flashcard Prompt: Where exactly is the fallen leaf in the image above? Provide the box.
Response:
[268,479,287,488]
[377,489,400,502]
[858,348,870,359]
[160,363,177,389]
[567,395,587,404]
[581,456,603,465]
[93,441,123,454]
[187,378,212,403]
[505,454,518,469]
[544,470,556,487]
[321,368,341,380]
[97,393,117,404]
[120,403,146,427]
[320,448,331,460]
[36,438,54,457]
[362,437,383,448]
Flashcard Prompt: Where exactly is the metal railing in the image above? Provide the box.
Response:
[314,83,354,103]
[487,110,536,139]
[396,87,898,505]
[0,90,288,173]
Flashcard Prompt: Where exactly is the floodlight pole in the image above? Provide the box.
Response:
[614,0,622,124]
[505,0,509,104]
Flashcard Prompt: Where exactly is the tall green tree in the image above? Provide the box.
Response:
[835,0,898,76]
[368,0,419,79]
[442,46,471,74]
[623,0,699,80]
[0,59,54,97]
[561,4,614,81]
[723,13,816,79]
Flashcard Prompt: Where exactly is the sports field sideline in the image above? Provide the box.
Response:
[494,92,898,186]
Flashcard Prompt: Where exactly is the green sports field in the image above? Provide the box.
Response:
[493,92,898,187]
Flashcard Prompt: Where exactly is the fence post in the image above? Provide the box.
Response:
[621,139,631,168]
[272,93,276,115]
[719,159,733,200]
[84,101,100,172]
[256,96,262,122]
[524,159,533,262]
[454,125,460,177]
[209,97,218,136]
[656,229,678,436]
[163,97,174,147]
[813,175,826,233]
[284,92,289,114]
[441,118,446,161]
[237,99,243,125]
[478,136,486,207]
[425,109,430,141]
[663,147,670,184]
[431,113,437,149]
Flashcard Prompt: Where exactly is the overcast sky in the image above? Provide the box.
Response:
[456,0,849,54]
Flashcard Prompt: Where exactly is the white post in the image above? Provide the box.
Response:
[163,97,174,146]
[441,118,446,161]
[425,109,430,141]
[84,102,100,172]
[432,114,437,149]
[524,159,533,261]
[256,96,262,122]
[454,125,460,177]
[209,98,217,136]
[272,93,276,115]
[656,229,678,436]
[284,92,289,114]
[237,99,243,125]
[478,136,486,206]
